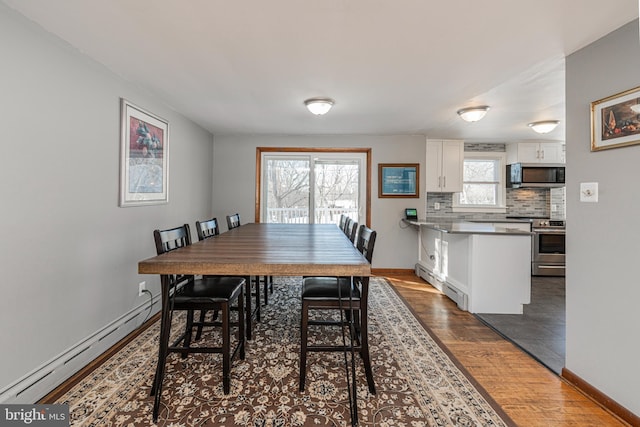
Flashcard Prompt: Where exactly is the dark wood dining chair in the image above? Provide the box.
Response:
[196,216,221,240]
[151,224,246,422]
[339,214,347,232]
[344,218,358,243]
[299,224,377,396]
[193,217,222,339]
[226,213,241,231]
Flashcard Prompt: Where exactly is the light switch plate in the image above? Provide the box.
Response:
[580,182,598,202]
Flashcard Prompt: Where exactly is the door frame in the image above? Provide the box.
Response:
[255,147,372,226]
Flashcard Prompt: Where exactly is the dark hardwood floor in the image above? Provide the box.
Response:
[476,276,565,374]
[384,271,629,427]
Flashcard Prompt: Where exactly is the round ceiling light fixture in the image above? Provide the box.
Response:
[528,120,560,134]
[457,106,490,122]
[304,98,334,115]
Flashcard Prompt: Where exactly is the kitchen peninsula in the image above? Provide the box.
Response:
[405,218,533,314]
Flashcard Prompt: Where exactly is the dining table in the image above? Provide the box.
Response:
[138,222,372,423]
[138,222,371,339]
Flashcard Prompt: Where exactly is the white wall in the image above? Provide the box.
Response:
[565,19,640,415]
[0,4,213,395]
[211,135,425,269]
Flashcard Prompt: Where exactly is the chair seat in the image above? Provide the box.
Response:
[302,277,360,300]
[175,277,244,304]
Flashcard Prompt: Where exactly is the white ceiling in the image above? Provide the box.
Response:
[4,0,638,141]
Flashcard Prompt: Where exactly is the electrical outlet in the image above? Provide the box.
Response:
[434,202,440,210]
[138,281,146,297]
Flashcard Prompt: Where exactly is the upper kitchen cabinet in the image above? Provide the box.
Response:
[507,142,565,164]
[425,139,464,192]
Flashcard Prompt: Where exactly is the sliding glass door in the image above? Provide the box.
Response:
[261,152,366,225]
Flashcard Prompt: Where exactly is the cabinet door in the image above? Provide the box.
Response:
[517,142,541,163]
[425,140,443,192]
[538,143,564,163]
[441,140,463,192]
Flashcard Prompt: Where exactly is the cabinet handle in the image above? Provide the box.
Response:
[443,176,446,188]
[536,150,540,159]
[541,150,545,159]
[438,176,442,188]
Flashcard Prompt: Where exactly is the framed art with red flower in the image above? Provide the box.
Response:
[119,99,169,206]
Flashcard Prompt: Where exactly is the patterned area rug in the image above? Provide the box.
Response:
[57,277,513,426]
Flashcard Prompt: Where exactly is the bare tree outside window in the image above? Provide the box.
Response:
[459,159,499,205]
[264,156,361,224]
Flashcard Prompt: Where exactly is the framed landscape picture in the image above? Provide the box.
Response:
[378,163,419,198]
[119,99,169,206]
[591,86,640,151]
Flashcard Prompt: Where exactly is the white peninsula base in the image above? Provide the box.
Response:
[410,220,532,314]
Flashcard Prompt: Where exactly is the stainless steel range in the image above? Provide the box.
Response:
[531,219,565,276]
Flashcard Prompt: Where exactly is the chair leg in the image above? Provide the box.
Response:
[238,288,245,360]
[245,277,253,341]
[263,276,269,305]
[359,307,376,395]
[299,300,309,392]
[222,303,231,394]
[195,310,206,341]
[182,310,195,358]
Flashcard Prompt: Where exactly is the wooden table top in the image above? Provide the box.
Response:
[139,223,371,277]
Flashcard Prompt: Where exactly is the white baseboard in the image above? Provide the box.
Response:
[0,293,161,404]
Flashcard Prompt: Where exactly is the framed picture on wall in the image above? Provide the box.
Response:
[591,85,640,151]
[119,99,169,207]
[378,163,419,198]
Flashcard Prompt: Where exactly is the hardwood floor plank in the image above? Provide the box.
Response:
[385,272,630,427]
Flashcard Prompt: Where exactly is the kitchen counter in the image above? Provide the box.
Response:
[406,218,532,314]
[403,218,532,235]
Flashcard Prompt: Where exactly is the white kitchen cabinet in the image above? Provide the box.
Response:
[425,139,464,192]
[507,142,565,164]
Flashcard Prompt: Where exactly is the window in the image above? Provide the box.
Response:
[453,152,506,213]
[257,148,370,225]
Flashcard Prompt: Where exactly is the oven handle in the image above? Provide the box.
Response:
[532,229,566,234]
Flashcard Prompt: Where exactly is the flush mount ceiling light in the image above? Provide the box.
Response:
[457,106,490,122]
[528,120,560,134]
[304,98,334,115]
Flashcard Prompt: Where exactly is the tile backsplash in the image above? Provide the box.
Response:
[426,188,561,219]
[424,142,566,219]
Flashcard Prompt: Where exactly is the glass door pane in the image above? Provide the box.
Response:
[314,160,360,224]
[264,157,310,223]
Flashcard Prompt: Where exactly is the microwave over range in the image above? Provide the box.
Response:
[506,163,565,188]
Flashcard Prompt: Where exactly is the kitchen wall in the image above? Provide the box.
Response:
[565,19,640,416]
[424,143,563,219]
[0,4,214,400]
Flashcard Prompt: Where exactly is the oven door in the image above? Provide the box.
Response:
[532,229,565,276]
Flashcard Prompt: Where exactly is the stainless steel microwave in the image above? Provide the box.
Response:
[506,163,565,188]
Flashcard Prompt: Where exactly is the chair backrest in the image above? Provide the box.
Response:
[226,213,241,230]
[356,225,376,263]
[154,224,192,255]
[153,224,194,286]
[195,217,220,241]
[345,219,358,243]
[338,214,347,231]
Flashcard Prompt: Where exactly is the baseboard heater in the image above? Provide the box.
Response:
[444,284,468,311]
[415,263,468,311]
[0,294,160,404]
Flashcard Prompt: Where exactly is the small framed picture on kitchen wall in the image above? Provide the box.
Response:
[591,85,640,151]
[378,163,419,198]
